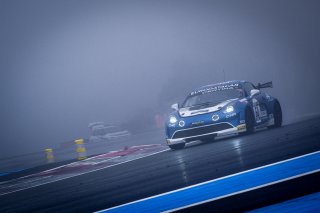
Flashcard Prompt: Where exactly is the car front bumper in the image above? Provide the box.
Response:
[166,124,246,146]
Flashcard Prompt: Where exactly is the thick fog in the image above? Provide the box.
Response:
[1,0,320,157]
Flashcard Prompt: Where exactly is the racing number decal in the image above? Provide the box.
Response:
[252,98,262,123]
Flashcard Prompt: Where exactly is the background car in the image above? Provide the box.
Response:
[89,122,131,143]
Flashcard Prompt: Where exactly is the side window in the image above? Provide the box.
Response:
[244,83,255,97]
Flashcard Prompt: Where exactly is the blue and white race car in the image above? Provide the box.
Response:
[165,80,282,150]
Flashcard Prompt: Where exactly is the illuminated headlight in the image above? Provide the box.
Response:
[224,106,234,113]
[169,116,178,124]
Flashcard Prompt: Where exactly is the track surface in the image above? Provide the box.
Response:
[1,117,320,212]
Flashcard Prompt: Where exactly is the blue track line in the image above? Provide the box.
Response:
[0,169,26,177]
[0,173,10,177]
[248,192,320,213]
[98,151,320,213]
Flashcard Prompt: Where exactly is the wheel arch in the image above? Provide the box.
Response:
[239,102,253,122]
[271,98,281,114]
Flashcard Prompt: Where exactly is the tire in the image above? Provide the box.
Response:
[244,108,255,134]
[269,101,282,128]
[169,143,185,150]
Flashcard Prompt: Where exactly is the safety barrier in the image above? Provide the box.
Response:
[74,139,87,160]
[45,148,54,163]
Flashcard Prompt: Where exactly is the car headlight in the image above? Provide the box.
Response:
[169,116,178,124]
[224,105,234,113]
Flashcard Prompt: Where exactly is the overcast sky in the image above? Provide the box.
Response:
[1,0,319,157]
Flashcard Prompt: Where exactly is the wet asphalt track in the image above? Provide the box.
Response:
[0,117,320,213]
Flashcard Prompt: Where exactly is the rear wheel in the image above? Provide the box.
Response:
[269,101,282,128]
[169,143,185,150]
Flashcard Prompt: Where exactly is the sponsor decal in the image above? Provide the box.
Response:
[226,112,237,118]
[237,124,246,131]
[252,98,262,123]
[190,83,240,96]
[191,121,204,127]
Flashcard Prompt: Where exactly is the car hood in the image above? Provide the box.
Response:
[178,99,238,117]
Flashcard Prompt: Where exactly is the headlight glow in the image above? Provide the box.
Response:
[169,116,178,124]
[225,105,234,113]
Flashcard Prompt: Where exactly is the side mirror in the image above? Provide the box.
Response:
[171,103,179,111]
[250,89,260,97]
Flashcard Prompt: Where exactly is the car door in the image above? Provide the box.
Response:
[244,82,269,125]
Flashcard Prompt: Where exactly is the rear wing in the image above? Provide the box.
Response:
[256,81,273,89]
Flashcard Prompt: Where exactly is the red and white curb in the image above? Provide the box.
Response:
[0,144,169,196]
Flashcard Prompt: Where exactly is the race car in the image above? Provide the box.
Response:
[165,80,282,150]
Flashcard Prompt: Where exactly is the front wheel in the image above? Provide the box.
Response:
[169,143,185,150]
[241,108,254,135]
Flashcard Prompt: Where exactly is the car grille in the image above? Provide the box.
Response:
[172,123,233,139]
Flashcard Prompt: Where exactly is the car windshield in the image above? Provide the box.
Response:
[92,127,107,136]
[182,88,244,108]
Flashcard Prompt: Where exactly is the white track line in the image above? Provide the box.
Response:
[100,150,320,213]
